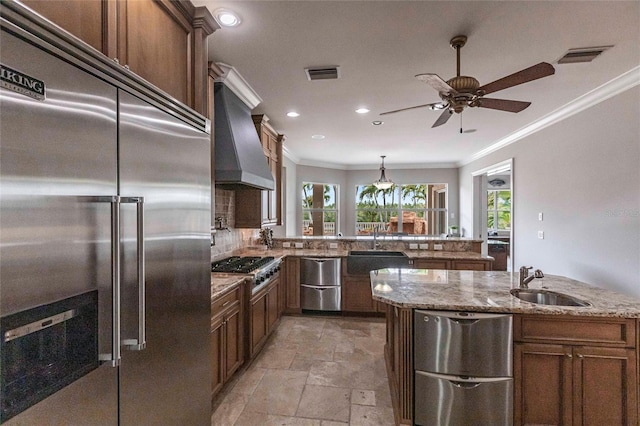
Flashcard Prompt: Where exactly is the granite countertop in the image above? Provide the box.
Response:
[370,269,640,318]
[211,274,246,300]
[231,248,492,261]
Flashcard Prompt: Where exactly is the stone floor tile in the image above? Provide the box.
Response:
[351,389,376,406]
[234,411,322,426]
[242,369,308,416]
[254,347,297,369]
[296,385,351,422]
[349,404,395,425]
[307,360,375,390]
[229,367,266,396]
[212,316,393,426]
[211,391,250,426]
[289,355,317,372]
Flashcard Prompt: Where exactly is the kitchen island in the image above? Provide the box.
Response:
[371,269,640,425]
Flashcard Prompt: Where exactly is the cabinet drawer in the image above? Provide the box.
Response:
[515,315,637,347]
[212,286,241,316]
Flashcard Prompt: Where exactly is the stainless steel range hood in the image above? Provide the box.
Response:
[214,82,274,190]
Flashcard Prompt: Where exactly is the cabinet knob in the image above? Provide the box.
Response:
[577,353,584,359]
[566,353,573,358]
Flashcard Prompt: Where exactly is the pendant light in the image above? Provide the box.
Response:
[373,155,394,189]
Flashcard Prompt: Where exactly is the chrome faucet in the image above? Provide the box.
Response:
[519,266,544,288]
[372,225,381,250]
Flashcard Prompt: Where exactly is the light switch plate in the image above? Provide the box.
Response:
[433,244,444,250]
[538,231,544,239]
[419,243,429,250]
[295,242,303,248]
[409,243,418,250]
[329,243,338,249]
[283,242,291,248]
[538,212,544,221]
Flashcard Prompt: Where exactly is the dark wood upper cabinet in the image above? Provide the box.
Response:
[21,0,217,114]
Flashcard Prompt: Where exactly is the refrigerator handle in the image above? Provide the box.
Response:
[121,196,146,351]
[93,196,121,367]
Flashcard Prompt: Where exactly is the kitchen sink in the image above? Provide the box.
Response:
[349,250,406,257]
[346,250,411,275]
[510,288,591,307]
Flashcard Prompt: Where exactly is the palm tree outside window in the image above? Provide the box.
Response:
[302,182,338,236]
[355,183,447,235]
[488,190,511,231]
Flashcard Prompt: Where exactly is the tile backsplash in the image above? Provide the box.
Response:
[211,188,259,260]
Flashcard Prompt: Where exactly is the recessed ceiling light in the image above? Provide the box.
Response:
[214,8,241,27]
[372,121,384,126]
[355,108,370,114]
[311,134,325,140]
[287,111,300,117]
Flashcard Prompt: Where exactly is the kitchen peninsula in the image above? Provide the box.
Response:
[372,268,640,425]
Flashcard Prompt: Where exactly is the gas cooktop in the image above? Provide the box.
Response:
[211,256,276,274]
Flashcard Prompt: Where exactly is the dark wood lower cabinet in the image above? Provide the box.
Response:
[284,257,301,314]
[514,315,638,426]
[384,303,413,425]
[249,274,281,358]
[342,276,376,313]
[211,286,243,400]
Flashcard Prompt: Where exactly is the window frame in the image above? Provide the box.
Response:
[301,182,339,236]
[354,183,448,236]
[487,189,512,231]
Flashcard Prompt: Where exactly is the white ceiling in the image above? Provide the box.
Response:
[193,1,640,169]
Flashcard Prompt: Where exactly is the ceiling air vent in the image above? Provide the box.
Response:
[557,46,613,64]
[305,66,341,81]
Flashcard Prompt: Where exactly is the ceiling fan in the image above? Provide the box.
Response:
[380,35,555,129]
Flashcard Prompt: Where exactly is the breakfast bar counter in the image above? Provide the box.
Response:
[370,268,640,317]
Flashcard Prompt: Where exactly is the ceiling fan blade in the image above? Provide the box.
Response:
[416,74,457,95]
[478,62,555,95]
[478,98,531,113]
[380,102,444,116]
[432,109,453,128]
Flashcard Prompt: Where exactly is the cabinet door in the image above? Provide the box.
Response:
[224,303,243,380]
[451,260,491,271]
[285,257,301,313]
[514,343,572,425]
[119,0,193,106]
[573,346,638,426]
[266,279,280,333]
[21,0,108,53]
[250,292,268,358]
[210,315,225,398]
[413,259,449,269]
[343,277,376,312]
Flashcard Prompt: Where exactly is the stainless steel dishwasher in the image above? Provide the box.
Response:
[414,310,513,426]
[300,257,341,312]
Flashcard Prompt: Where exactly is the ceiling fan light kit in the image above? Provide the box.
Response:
[380,34,556,130]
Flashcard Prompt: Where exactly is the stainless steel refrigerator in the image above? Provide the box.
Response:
[1,4,211,424]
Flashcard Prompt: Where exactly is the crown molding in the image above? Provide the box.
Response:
[460,66,640,166]
[214,62,262,109]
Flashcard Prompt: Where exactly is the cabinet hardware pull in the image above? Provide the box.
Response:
[566,353,572,358]
[577,354,584,358]
[222,301,230,307]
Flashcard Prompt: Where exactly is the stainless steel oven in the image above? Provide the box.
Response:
[1,291,98,422]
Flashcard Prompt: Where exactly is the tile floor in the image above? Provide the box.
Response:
[211,315,395,425]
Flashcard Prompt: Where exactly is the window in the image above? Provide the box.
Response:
[488,190,511,231]
[302,182,338,236]
[355,184,447,235]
